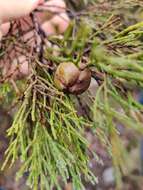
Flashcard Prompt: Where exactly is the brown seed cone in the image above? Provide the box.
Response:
[69,68,91,95]
[54,62,91,95]
[54,62,80,90]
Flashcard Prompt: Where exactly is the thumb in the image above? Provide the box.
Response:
[0,0,43,22]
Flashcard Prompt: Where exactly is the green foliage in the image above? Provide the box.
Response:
[1,0,143,189]
[1,65,97,189]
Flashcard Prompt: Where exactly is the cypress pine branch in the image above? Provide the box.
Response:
[1,0,143,189]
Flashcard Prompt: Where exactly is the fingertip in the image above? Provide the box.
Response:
[50,13,70,34]
[1,22,10,36]
[41,21,56,36]
[37,0,66,23]
[41,12,70,36]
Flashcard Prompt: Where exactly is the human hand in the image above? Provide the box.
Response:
[0,0,70,38]
[0,0,70,78]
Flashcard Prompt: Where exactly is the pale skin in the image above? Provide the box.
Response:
[0,0,70,77]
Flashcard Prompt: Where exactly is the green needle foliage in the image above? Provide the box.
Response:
[1,64,97,190]
[1,0,143,189]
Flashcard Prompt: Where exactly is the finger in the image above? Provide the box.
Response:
[41,12,70,36]
[44,0,66,13]
[0,0,44,22]
[36,0,66,23]
[41,21,55,36]
[0,0,66,37]
[3,55,30,79]
[0,0,67,36]
[0,22,10,36]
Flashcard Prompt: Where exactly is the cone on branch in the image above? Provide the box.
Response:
[0,1,143,190]
[54,62,91,94]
